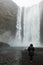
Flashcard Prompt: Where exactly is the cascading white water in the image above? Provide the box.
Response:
[13,3,40,47]
[8,1,43,47]
[23,5,40,47]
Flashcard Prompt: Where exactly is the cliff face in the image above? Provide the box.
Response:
[0,0,18,34]
[39,1,43,43]
[0,0,18,46]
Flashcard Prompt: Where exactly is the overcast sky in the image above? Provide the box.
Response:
[12,0,42,7]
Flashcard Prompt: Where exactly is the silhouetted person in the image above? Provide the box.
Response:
[28,44,35,62]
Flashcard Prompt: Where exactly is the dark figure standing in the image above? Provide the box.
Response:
[28,44,35,62]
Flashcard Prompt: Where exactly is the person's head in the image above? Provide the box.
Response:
[30,44,33,47]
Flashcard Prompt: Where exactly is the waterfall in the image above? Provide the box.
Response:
[14,4,40,47]
[14,7,22,45]
[23,4,40,46]
[21,7,24,41]
[8,3,42,47]
[15,7,24,44]
[16,8,21,40]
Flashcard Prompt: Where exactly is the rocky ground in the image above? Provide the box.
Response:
[0,47,43,65]
[20,49,43,65]
[0,47,22,65]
